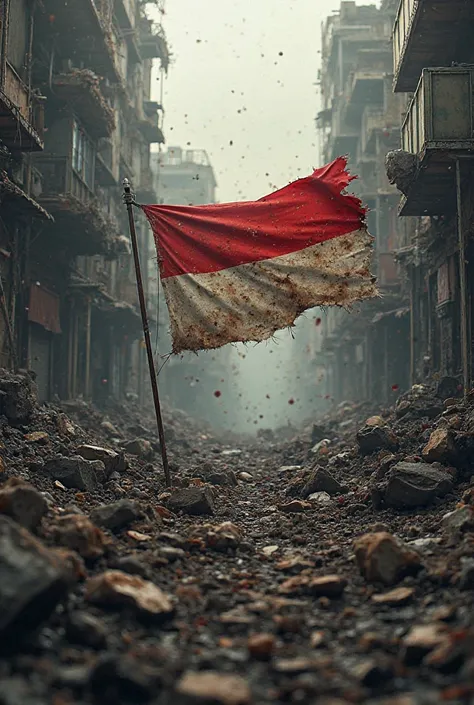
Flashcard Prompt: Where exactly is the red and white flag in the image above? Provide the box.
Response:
[142,157,377,353]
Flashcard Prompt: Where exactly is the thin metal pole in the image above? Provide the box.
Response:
[456,159,471,397]
[123,179,171,487]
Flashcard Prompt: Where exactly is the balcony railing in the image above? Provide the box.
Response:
[0,63,44,152]
[393,0,472,93]
[34,156,95,206]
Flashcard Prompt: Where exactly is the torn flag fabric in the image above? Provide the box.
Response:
[142,157,377,353]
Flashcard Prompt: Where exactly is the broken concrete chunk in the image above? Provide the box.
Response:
[90,499,143,532]
[308,575,346,598]
[357,425,398,455]
[207,471,238,487]
[402,623,449,665]
[0,515,70,642]
[168,487,215,516]
[189,522,241,551]
[24,431,49,444]
[175,671,251,705]
[422,428,455,463]
[279,500,311,513]
[0,477,48,530]
[85,570,174,620]
[354,531,422,586]
[442,505,474,534]
[383,462,453,508]
[76,444,127,474]
[371,586,415,606]
[0,371,36,423]
[302,467,343,498]
[123,438,153,460]
[52,514,106,560]
[43,455,104,491]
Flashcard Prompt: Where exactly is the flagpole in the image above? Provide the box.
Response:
[123,178,171,487]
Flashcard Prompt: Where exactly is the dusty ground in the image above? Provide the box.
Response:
[1,372,474,704]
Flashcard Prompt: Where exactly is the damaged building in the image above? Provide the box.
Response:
[317,0,411,406]
[388,0,474,395]
[0,0,169,405]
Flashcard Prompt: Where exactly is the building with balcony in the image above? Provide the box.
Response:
[387,0,474,394]
[0,0,169,405]
[317,1,410,406]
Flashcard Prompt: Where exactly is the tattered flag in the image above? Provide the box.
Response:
[142,157,377,353]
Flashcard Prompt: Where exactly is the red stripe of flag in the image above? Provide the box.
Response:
[142,157,366,279]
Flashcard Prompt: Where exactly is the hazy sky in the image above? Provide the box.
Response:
[150,0,344,203]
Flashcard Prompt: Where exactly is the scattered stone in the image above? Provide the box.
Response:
[190,522,241,551]
[458,558,474,589]
[207,471,238,487]
[307,491,333,505]
[371,586,415,606]
[57,414,76,437]
[366,415,386,427]
[357,425,398,455]
[310,630,326,648]
[112,554,149,578]
[354,532,422,585]
[157,545,185,562]
[85,570,174,620]
[238,471,253,482]
[24,431,49,444]
[123,438,153,460]
[262,545,279,557]
[175,671,251,705]
[0,515,70,642]
[422,428,454,463]
[52,514,106,560]
[308,575,346,598]
[302,467,343,498]
[402,623,449,664]
[100,420,120,436]
[43,455,104,491]
[127,530,152,542]
[279,499,311,513]
[351,659,393,687]
[66,611,108,649]
[168,487,215,516]
[442,505,474,534]
[0,371,36,423]
[247,632,275,660]
[88,653,159,704]
[76,444,127,474]
[273,657,318,674]
[382,462,453,508]
[0,477,47,530]
[90,499,143,532]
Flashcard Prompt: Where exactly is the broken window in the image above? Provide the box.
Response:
[72,120,95,189]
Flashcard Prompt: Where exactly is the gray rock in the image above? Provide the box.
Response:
[0,371,36,423]
[357,425,398,455]
[442,505,474,534]
[90,499,143,532]
[66,611,108,649]
[168,487,215,516]
[207,471,238,487]
[459,558,474,589]
[43,455,104,491]
[0,478,48,530]
[302,467,343,498]
[0,515,69,642]
[123,438,153,460]
[112,554,149,578]
[383,462,453,508]
[76,444,128,475]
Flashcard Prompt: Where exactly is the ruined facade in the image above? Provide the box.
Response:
[389,0,474,394]
[318,0,410,406]
[0,0,168,406]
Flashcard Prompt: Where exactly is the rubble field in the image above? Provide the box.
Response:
[1,370,474,704]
